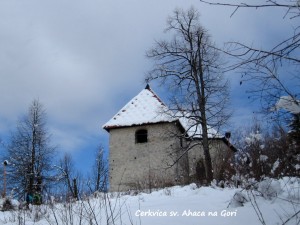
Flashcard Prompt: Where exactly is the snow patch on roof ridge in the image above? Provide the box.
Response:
[175,111,221,138]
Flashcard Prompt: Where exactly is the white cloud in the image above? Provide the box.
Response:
[0,0,293,155]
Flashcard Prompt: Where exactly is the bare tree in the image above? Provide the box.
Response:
[6,100,55,199]
[146,7,231,183]
[199,1,300,18]
[199,0,300,116]
[59,153,81,200]
[90,146,108,192]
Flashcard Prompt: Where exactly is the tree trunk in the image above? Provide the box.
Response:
[194,33,214,183]
[73,179,78,200]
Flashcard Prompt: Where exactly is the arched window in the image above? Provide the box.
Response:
[135,129,148,143]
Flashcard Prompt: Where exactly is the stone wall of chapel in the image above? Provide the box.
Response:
[187,139,233,181]
[109,122,188,192]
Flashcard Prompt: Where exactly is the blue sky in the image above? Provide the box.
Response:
[0,0,295,174]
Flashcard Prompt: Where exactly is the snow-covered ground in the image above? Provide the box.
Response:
[0,178,299,225]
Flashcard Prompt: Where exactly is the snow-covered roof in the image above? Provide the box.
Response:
[177,112,222,138]
[103,85,221,138]
[103,85,176,130]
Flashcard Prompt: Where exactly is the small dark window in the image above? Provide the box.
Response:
[135,129,148,143]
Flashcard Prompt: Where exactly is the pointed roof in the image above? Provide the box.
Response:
[102,85,237,151]
[103,85,176,131]
[102,85,222,139]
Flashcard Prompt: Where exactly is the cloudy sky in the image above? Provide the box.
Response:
[0,0,294,173]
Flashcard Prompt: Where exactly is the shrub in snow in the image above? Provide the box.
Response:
[218,180,225,188]
[0,197,19,211]
[210,179,231,188]
[211,179,218,188]
[30,205,48,222]
[229,191,248,208]
[189,183,197,190]
[257,178,281,200]
[280,177,300,201]
[239,177,257,190]
[163,187,172,196]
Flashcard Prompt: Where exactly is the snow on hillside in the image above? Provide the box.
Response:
[0,178,299,225]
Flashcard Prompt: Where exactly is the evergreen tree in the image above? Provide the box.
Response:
[6,100,55,199]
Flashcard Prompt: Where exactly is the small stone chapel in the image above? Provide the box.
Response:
[103,85,236,191]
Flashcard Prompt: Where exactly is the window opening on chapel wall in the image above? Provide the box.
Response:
[135,129,148,143]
